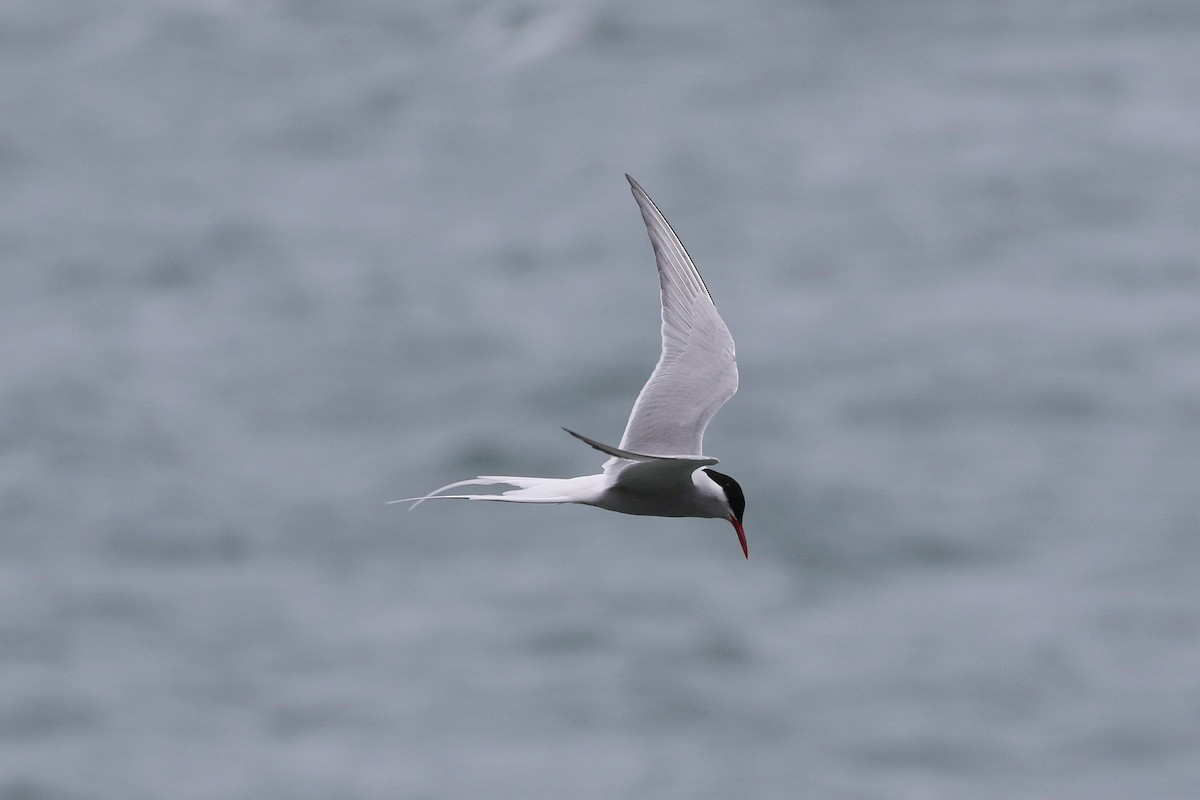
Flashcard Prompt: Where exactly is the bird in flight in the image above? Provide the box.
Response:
[396,175,747,557]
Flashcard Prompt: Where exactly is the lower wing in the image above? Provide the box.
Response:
[561,428,716,494]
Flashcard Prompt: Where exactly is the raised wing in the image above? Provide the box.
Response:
[613,175,738,462]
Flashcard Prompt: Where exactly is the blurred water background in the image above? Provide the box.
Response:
[3,1,1200,798]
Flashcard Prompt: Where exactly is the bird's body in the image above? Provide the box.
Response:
[397,175,748,557]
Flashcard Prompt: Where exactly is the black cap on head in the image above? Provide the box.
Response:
[702,468,745,523]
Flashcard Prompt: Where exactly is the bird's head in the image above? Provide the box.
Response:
[701,468,747,559]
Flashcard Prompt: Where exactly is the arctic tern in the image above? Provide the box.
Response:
[396,175,747,557]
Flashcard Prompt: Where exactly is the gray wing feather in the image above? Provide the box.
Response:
[563,427,716,465]
[614,175,738,463]
[561,427,717,493]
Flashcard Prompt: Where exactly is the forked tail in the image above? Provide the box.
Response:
[389,475,575,510]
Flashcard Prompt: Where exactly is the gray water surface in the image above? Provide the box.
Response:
[3,1,1199,798]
